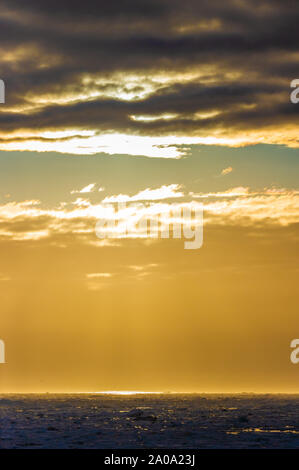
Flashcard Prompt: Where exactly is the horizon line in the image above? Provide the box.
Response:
[1,391,299,395]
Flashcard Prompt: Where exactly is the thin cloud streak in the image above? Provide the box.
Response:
[0,186,298,242]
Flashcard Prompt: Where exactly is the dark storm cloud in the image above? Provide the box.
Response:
[0,81,290,134]
[0,0,298,146]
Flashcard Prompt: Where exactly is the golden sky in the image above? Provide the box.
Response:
[0,0,298,392]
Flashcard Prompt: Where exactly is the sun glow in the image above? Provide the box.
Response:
[86,391,163,395]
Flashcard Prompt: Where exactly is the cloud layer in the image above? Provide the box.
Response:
[0,186,298,244]
[0,1,299,156]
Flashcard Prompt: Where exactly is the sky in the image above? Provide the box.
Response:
[0,0,298,393]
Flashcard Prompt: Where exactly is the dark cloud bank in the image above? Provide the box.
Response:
[0,0,298,145]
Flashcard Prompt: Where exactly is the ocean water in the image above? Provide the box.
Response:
[0,393,299,449]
